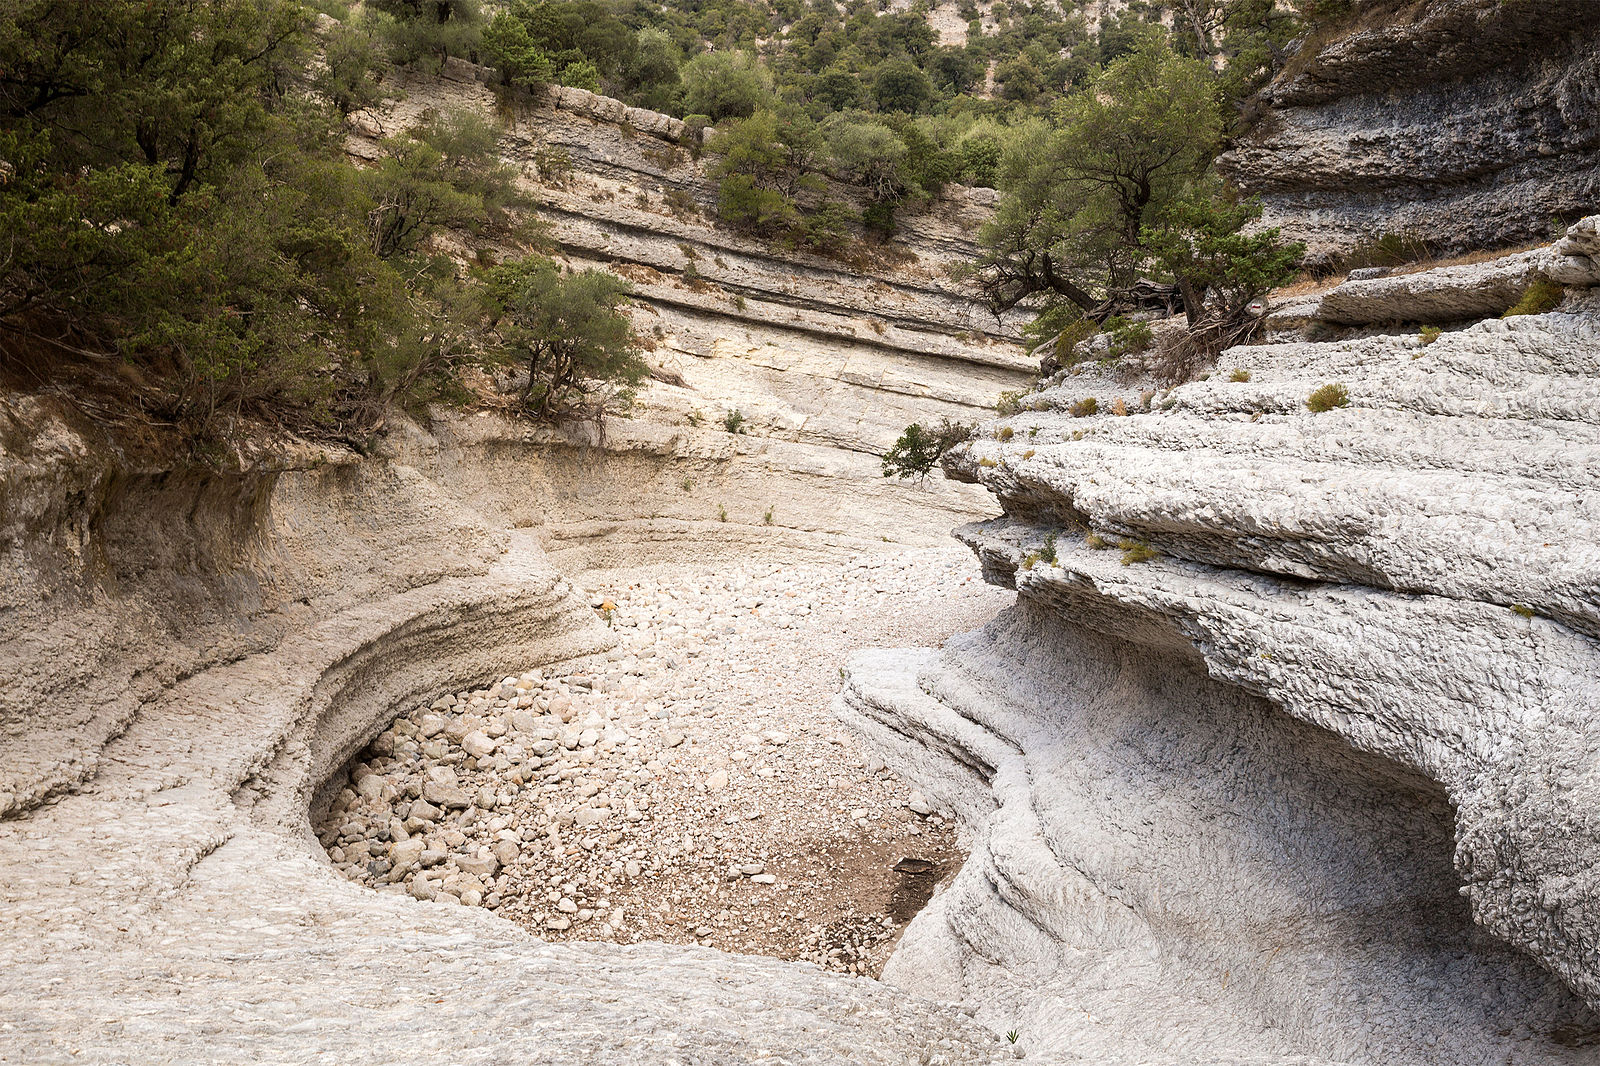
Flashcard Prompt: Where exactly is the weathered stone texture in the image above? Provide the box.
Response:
[1220,0,1600,262]
[840,219,1600,1063]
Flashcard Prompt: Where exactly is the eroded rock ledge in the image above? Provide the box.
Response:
[0,402,1002,1062]
[840,223,1600,1063]
[1220,0,1600,261]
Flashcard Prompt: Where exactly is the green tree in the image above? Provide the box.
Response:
[822,117,906,201]
[368,0,483,64]
[481,258,648,419]
[483,9,555,91]
[0,0,520,439]
[363,110,528,260]
[623,27,682,110]
[681,50,774,121]
[870,59,935,113]
[881,419,970,483]
[973,36,1221,316]
[315,12,394,115]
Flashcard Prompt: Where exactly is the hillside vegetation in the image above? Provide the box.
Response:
[0,0,1337,448]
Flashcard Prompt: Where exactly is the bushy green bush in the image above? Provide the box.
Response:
[481,258,648,418]
[881,419,972,482]
[1305,383,1350,412]
[682,51,774,121]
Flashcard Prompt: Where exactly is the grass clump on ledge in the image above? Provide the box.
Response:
[1118,539,1157,565]
[1502,280,1565,318]
[1229,369,1251,382]
[1419,326,1442,346]
[1306,383,1350,413]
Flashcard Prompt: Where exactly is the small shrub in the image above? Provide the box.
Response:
[978,457,999,468]
[764,506,774,525]
[1110,398,1128,416]
[1085,533,1112,550]
[1006,1030,1020,1045]
[881,419,972,483]
[1229,369,1251,382]
[723,408,745,434]
[1119,540,1157,565]
[664,188,699,217]
[1511,604,1535,619]
[1022,449,1035,459]
[732,294,747,311]
[717,503,728,522]
[1502,280,1564,318]
[1021,551,1042,570]
[1305,383,1350,413]
[996,390,1025,416]
[1104,317,1154,359]
[1419,326,1442,346]
[998,426,1014,441]
[1069,397,1099,418]
[532,145,573,184]
[1041,532,1057,564]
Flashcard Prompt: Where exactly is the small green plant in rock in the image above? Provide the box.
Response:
[999,426,1015,441]
[1419,326,1442,346]
[1041,532,1057,564]
[1119,539,1157,565]
[680,476,695,492]
[1511,604,1536,619]
[1229,369,1251,382]
[724,409,746,434]
[1069,397,1099,418]
[717,503,728,522]
[1007,1030,1020,1044]
[996,390,1025,416]
[1306,383,1350,413]
[881,419,972,483]
[1502,280,1564,318]
[763,506,774,525]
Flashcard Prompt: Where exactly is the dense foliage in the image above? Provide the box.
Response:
[1,0,1331,449]
[0,0,645,444]
[971,34,1304,374]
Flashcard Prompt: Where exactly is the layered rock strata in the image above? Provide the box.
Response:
[354,66,1033,460]
[841,222,1600,1062]
[1220,0,1600,262]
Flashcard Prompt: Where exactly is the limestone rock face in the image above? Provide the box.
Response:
[1220,0,1600,262]
[1314,249,1548,324]
[840,219,1600,1063]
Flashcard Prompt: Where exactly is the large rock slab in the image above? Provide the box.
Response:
[839,221,1600,1062]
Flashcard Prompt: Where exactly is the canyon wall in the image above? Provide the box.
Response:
[841,225,1600,1063]
[1220,0,1600,263]
[0,75,1027,1061]
[0,397,1008,1062]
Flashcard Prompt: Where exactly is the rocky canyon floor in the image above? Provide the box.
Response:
[318,542,1011,977]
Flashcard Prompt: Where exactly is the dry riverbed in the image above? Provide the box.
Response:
[317,544,1008,976]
